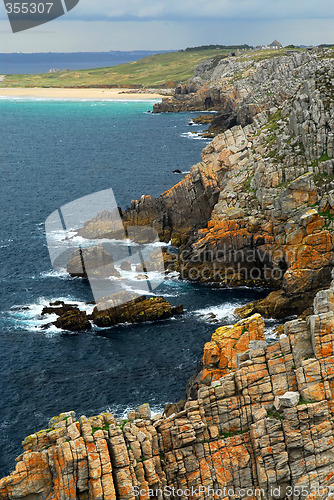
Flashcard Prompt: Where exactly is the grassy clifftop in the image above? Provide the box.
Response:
[2,48,235,89]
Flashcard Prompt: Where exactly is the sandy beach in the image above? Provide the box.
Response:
[0,87,166,100]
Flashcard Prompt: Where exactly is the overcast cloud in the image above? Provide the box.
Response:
[0,0,333,52]
[71,0,334,21]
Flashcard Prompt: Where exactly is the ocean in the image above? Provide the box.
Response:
[0,98,270,477]
[0,51,167,75]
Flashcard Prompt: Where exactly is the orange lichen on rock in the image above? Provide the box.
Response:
[202,314,265,384]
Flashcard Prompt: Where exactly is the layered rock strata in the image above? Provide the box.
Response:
[3,278,334,498]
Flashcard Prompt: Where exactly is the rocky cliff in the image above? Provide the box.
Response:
[2,278,334,499]
[122,48,334,317]
[152,50,323,131]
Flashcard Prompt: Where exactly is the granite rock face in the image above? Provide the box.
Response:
[3,279,334,498]
[123,49,334,317]
[153,50,321,130]
[199,313,266,386]
[59,51,334,319]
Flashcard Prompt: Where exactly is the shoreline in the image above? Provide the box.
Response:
[0,87,166,100]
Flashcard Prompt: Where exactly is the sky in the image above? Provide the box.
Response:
[0,0,333,52]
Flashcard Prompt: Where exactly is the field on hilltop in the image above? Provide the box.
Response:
[1,48,238,89]
[2,49,235,88]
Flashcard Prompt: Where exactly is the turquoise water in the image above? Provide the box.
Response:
[0,98,269,476]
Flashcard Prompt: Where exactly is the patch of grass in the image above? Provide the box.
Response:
[267,408,283,421]
[318,209,334,222]
[314,172,334,187]
[266,134,277,147]
[238,49,291,63]
[246,175,256,193]
[276,180,290,189]
[219,428,250,438]
[91,426,101,435]
[267,121,279,131]
[118,419,129,430]
[267,109,282,128]
[311,152,333,170]
[298,398,313,406]
[2,49,234,89]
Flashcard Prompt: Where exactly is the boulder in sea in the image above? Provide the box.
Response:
[120,260,132,271]
[171,304,184,315]
[136,403,151,419]
[42,302,91,332]
[54,307,91,332]
[41,301,78,317]
[66,244,120,279]
[91,292,182,327]
[41,292,183,331]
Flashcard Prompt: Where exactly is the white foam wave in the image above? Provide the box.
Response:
[0,237,14,248]
[8,297,95,333]
[48,230,169,251]
[195,110,217,114]
[194,303,239,323]
[180,131,209,141]
[105,404,164,420]
[40,268,70,279]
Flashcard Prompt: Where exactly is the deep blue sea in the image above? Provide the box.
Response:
[0,98,270,477]
[0,51,167,74]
